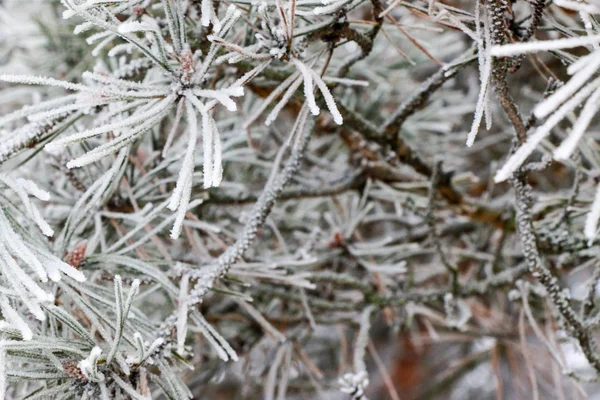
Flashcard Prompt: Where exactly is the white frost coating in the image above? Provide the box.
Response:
[27,100,107,123]
[0,243,53,305]
[490,34,600,57]
[193,88,240,111]
[51,258,86,282]
[79,346,105,382]
[554,0,600,13]
[476,2,493,132]
[494,77,600,182]
[265,78,304,126]
[290,58,344,124]
[467,39,492,147]
[191,312,239,361]
[244,71,301,128]
[0,299,33,340]
[43,260,62,283]
[108,43,134,57]
[85,30,112,45]
[554,88,600,160]
[112,372,151,400]
[46,95,175,149]
[74,22,95,35]
[534,51,600,119]
[63,0,126,19]
[580,12,599,50]
[201,0,220,29]
[586,183,600,242]
[439,8,479,42]
[33,244,86,283]
[0,204,47,280]
[210,117,223,187]
[82,71,169,92]
[185,93,223,190]
[218,5,242,37]
[64,107,172,169]
[202,110,214,189]
[0,175,54,237]
[92,36,114,56]
[0,249,50,320]
[132,331,146,361]
[118,20,156,34]
[171,174,193,240]
[147,337,165,355]
[292,58,320,116]
[0,74,89,92]
[0,94,78,127]
[353,306,374,373]
[222,86,244,96]
[339,371,370,399]
[310,68,344,125]
[314,0,353,14]
[19,179,51,202]
[176,274,190,354]
[322,77,369,87]
[168,100,199,239]
[0,190,85,303]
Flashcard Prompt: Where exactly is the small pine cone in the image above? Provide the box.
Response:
[63,360,87,381]
[65,242,87,269]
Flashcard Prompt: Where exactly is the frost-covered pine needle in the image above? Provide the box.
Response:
[314,0,353,15]
[185,92,223,189]
[490,34,600,57]
[585,183,600,242]
[533,51,600,119]
[0,298,33,340]
[0,74,89,92]
[176,273,190,354]
[291,57,343,124]
[291,57,320,116]
[554,87,600,160]
[466,38,491,146]
[310,68,344,125]
[553,0,600,13]
[79,346,105,382]
[494,76,600,182]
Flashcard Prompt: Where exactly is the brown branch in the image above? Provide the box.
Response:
[487,0,600,374]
